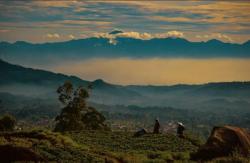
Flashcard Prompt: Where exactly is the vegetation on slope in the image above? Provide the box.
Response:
[0,127,249,162]
[68,130,198,162]
[0,130,104,162]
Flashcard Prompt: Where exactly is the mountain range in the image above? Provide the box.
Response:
[1,59,250,110]
[0,37,250,66]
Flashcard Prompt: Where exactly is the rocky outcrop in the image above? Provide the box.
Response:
[0,144,44,162]
[191,125,250,160]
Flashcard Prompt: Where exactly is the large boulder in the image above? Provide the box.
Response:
[191,125,250,160]
[0,145,44,162]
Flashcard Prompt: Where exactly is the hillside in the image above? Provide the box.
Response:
[0,129,199,162]
[1,129,248,162]
[0,59,88,87]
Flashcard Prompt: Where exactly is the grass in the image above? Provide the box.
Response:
[68,130,198,162]
[1,129,247,162]
[0,130,104,162]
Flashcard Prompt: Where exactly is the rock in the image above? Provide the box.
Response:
[0,144,45,162]
[191,125,250,160]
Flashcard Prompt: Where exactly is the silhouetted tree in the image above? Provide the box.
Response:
[54,81,108,132]
[0,114,16,131]
[82,106,108,130]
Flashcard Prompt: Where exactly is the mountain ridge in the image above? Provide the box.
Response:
[1,37,249,45]
[0,37,249,65]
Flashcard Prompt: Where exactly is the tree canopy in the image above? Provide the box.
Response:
[54,81,108,132]
[0,114,16,131]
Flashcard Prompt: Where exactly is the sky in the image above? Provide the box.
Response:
[0,0,250,85]
[0,0,250,43]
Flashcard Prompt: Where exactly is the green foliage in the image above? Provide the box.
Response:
[68,130,198,162]
[208,150,250,163]
[172,152,190,160]
[147,152,161,159]
[82,107,109,130]
[0,130,104,162]
[184,132,205,147]
[70,131,198,153]
[0,114,16,131]
[0,129,248,162]
[55,81,108,132]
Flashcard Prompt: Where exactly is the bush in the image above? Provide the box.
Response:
[0,114,16,131]
[185,132,205,147]
[147,152,161,159]
[172,152,190,160]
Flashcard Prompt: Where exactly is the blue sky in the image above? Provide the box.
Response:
[0,1,250,43]
[0,1,250,84]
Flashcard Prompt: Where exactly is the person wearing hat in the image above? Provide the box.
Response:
[153,118,160,134]
[177,122,185,138]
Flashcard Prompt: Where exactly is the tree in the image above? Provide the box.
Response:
[54,81,108,132]
[82,107,108,130]
[0,114,16,131]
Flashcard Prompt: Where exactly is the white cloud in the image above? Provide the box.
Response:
[195,35,202,38]
[80,34,89,38]
[116,31,153,40]
[196,33,233,42]
[155,31,184,38]
[69,34,75,39]
[94,30,185,44]
[214,33,233,42]
[46,33,60,39]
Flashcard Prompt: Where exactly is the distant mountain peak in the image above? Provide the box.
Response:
[206,39,223,44]
[14,41,30,45]
[92,79,106,85]
[109,30,124,35]
[243,40,250,45]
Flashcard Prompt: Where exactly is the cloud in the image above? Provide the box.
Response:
[116,31,153,40]
[69,34,75,39]
[155,31,184,38]
[0,1,249,43]
[46,33,60,39]
[52,58,250,85]
[94,30,185,44]
[32,1,79,8]
[195,33,233,42]
[79,33,91,38]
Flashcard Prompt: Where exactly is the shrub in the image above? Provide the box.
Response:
[0,114,16,131]
[172,152,190,160]
[147,152,161,159]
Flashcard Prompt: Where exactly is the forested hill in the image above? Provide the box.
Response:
[0,59,88,87]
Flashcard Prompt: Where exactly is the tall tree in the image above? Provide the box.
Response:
[54,81,108,132]
[0,114,16,131]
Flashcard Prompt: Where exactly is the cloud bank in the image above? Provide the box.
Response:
[46,33,60,39]
[51,58,250,85]
[94,30,185,44]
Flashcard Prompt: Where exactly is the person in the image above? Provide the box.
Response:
[177,122,185,138]
[153,119,160,134]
